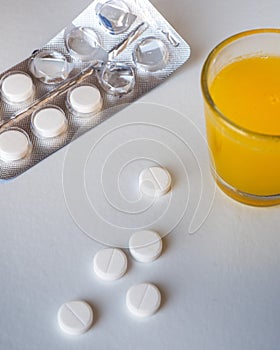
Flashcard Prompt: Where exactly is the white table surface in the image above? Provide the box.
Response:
[1,0,280,349]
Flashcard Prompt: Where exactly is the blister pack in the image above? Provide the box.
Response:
[0,0,190,180]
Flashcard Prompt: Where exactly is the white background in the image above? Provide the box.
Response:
[0,0,280,349]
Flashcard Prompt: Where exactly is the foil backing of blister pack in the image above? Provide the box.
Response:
[0,0,190,180]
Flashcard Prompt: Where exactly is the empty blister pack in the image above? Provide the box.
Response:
[0,0,190,180]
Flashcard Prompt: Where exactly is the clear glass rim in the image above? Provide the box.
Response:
[201,28,280,140]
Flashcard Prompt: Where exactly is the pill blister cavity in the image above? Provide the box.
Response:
[30,51,72,85]
[98,61,135,95]
[31,106,68,138]
[96,0,136,35]
[0,128,31,162]
[65,27,107,63]
[134,37,169,72]
[1,72,34,104]
[67,84,103,117]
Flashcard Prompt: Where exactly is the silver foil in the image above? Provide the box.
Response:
[0,0,190,180]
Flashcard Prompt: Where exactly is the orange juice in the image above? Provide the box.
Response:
[210,56,280,136]
[204,54,280,205]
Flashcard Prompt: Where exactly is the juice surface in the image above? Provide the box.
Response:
[210,56,280,135]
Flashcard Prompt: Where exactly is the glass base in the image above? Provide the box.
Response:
[213,170,280,207]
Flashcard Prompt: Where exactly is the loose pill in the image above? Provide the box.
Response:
[1,72,34,103]
[93,248,128,281]
[57,300,94,336]
[139,166,172,197]
[126,283,161,318]
[68,85,103,115]
[129,230,162,263]
[0,129,30,162]
[32,106,67,138]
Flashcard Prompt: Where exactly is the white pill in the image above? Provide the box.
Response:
[1,72,34,103]
[126,283,161,318]
[32,106,67,138]
[57,300,94,336]
[68,85,103,115]
[93,248,127,281]
[0,129,30,162]
[139,166,172,197]
[129,230,162,263]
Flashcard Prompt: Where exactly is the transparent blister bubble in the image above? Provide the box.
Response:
[96,0,136,35]
[133,37,169,72]
[98,61,135,95]
[65,26,107,64]
[30,51,72,85]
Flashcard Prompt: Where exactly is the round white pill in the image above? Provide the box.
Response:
[126,283,161,318]
[0,129,30,162]
[32,106,67,138]
[1,72,34,103]
[68,85,103,115]
[57,300,94,336]
[139,166,172,197]
[93,248,128,281]
[129,230,162,263]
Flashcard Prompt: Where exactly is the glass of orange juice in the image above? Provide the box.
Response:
[201,29,280,206]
